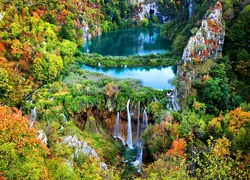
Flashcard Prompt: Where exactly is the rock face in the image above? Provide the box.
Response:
[62,135,107,171]
[182,1,225,64]
[37,129,48,145]
[130,0,159,21]
[177,1,225,107]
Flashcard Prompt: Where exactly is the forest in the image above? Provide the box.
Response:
[0,0,250,179]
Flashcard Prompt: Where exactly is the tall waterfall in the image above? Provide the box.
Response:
[133,107,148,172]
[142,108,148,131]
[136,101,141,146]
[189,0,193,20]
[126,99,133,149]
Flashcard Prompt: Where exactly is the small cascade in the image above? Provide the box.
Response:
[61,113,68,122]
[126,99,133,149]
[166,88,181,111]
[37,129,48,145]
[142,108,148,131]
[137,149,143,173]
[188,0,193,20]
[113,112,126,145]
[29,106,37,127]
[113,112,120,138]
[136,101,141,146]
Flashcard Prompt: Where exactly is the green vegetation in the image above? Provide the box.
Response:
[76,52,180,67]
[0,0,250,179]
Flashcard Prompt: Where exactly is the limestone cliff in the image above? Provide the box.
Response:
[182,1,225,64]
[177,1,225,107]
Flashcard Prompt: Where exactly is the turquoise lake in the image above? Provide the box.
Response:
[81,65,176,90]
[79,28,172,56]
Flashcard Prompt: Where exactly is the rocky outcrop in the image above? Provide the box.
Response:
[177,1,225,107]
[130,0,160,21]
[62,135,107,171]
[37,129,48,145]
[182,1,225,64]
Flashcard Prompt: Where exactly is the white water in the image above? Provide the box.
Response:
[133,107,148,172]
[113,112,120,138]
[166,88,181,111]
[137,149,143,173]
[136,101,141,146]
[126,99,133,149]
[113,112,126,145]
[189,0,193,19]
[142,108,148,131]
[61,113,68,122]
[29,106,37,127]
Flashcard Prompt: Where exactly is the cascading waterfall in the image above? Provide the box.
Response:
[113,100,149,172]
[136,101,141,146]
[126,99,133,149]
[189,0,193,20]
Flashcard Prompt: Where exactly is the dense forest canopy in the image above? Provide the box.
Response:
[0,0,250,179]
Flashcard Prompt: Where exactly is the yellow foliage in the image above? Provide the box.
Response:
[228,108,250,134]
[213,136,231,157]
[192,98,206,112]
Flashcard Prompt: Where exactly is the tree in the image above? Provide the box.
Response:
[0,68,12,102]
[228,107,250,134]
[0,106,49,179]
[167,139,186,157]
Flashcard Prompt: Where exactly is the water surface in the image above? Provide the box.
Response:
[79,28,172,56]
[81,65,175,90]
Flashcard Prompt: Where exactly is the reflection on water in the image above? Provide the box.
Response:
[79,28,172,56]
[81,65,175,90]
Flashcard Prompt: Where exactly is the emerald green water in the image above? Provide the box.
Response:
[79,28,172,56]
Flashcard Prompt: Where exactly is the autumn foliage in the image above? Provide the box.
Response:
[228,107,250,134]
[167,139,185,157]
[0,106,49,179]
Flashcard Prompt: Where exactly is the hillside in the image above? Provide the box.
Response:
[0,0,250,179]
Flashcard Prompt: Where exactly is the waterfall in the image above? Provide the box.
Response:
[142,108,148,131]
[137,149,143,173]
[136,101,141,146]
[113,112,126,145]
[126,99,133,149]
[29,106,37,127]
[37,129,48,145]
[189,0,193,20]
[133,106,148,173]
[61,113,68,122]
[31,106,37,121]
[166,88,181,111]
[113,112,120,138]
